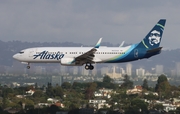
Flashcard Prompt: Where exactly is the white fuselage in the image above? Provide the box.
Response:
[13,46,131,64]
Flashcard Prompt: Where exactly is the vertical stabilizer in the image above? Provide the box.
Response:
[140,19,166,49]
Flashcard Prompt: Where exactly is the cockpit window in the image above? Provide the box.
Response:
[19,51,24,54]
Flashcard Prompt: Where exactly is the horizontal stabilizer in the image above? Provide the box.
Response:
[147,47,162,53]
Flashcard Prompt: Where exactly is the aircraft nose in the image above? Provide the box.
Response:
[13,54,18,60]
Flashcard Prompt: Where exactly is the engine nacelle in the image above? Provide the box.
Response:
[61,57,83,66]
[60,58,75,66]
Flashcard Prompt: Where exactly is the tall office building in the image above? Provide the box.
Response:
[91,64,97,76]
[126,63,132,76]
[81,66,89,76]
[34,66,46,74]
[51,76,63,86]
[176,62,180,76]
[120,67,125,74]
[171,70,176,76]
[136,68,145,76]
[60,66,68,75]
[72,66,79,75]
[106,66,122,79]
[101,67,109,75]
[155,65,164,75]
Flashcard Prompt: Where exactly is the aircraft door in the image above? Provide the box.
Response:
[134,49,138,58]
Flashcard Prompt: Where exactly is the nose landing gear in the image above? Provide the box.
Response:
[26,63,30,69]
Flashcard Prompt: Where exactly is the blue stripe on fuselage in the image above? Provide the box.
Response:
[105,44,139,63]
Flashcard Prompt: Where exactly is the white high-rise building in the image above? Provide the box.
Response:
[60,66,68,75]
[126,63,132,76]
[155,65,163,75]
[91,64,97,76]
[136,68,145,76]
[72,67,79,75]
[120,67,125,74]
[101,67,109,75]
[81,66,89,76]
[34,66,46,74]
[176,62,180,76]
[106,66,123,79]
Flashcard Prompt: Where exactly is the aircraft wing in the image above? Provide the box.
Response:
[75,38,102,63]
[75,48,97,63]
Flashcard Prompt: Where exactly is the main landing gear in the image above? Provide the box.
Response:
[85,63,94,70]
[26,63,30,69]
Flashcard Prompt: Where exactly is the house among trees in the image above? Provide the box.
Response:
[126,85,143,95]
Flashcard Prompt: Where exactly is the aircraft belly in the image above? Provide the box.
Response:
[25,58,61,63]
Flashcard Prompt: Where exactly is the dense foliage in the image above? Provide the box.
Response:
[0,74,180,113]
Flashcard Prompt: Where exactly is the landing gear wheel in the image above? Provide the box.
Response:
[84,63,94,70]
[85,65,89,70]
[89,65,94,70]
[27,65,30,69]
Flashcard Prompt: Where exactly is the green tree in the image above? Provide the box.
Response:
[2,88,13,97]
[61,82,71,89]
[142,79,148,90]
[125,98,148,114]
[176,107,180,113]
[96,75,118,89]
[33,90,44,98]
[103,75,112,83]
[85,82,97,99]
[47,105,60,114]
[35,83,38,89]
[144,93,158,101]
[153,103,163,110]
[157,74,167,84]
[155,74,171,99]
[53,86,63,98]
[2,97,8,108]
[121,74,133,89]
[46,82,54,97]
[72,82,79,89]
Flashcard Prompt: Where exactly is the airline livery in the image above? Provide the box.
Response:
[13,19,166,70]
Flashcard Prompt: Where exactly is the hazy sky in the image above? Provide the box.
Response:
[0,0,180,49]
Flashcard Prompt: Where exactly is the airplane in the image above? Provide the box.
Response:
[13,19,166,70]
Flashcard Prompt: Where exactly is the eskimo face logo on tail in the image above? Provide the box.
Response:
[148,30,161,46]
[33,51,64,60]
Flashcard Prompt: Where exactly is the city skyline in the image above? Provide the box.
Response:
[7,61,180,77]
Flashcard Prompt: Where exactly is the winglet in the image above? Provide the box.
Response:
[94,37,102,48]
[119,41,125,47]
